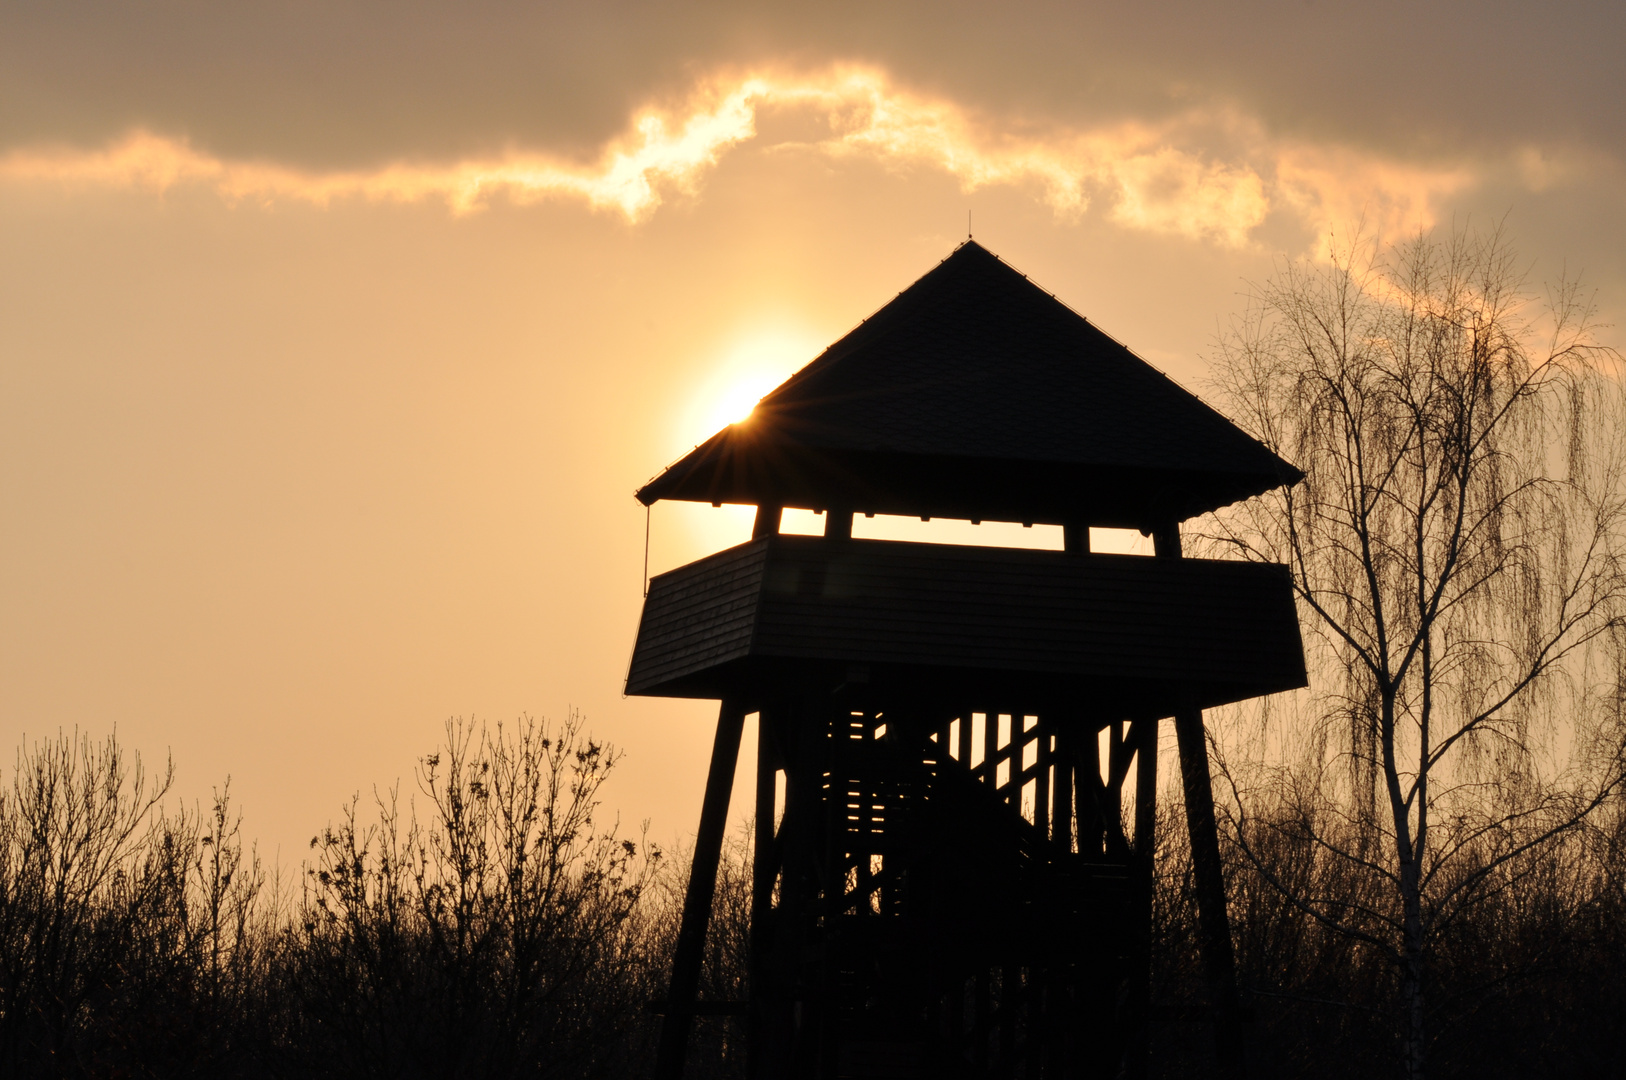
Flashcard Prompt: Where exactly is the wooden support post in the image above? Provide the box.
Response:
[825,507,853,540]
[984,710,999,792]
[817,706,846,1080]
[752,505,782,539]
[749,711,779,1080]
[1052,728,1072,853]
[1034,718,1050,837]
[1175,706,1247,1078]
[1125,716,1159,1080]
[1133,719,1159,870]
[1154,520,1247,1080]
[1079,725,1105,858]
[655,699,748,1080]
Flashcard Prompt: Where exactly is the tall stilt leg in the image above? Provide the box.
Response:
[655,699,747,1080]
[1153,520,1246,1079]
[1174,706,1247,1080]
[748,710,779,1080]
[1126,716,1159,1080]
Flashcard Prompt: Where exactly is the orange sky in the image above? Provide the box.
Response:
[3,3,1624,867]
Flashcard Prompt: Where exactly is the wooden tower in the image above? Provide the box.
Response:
[630,242,1305,1079]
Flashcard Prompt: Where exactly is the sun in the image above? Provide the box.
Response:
[681,327,823,448]
[706,375,778,430]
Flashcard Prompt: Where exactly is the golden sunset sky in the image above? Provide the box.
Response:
[3,0,1624,865]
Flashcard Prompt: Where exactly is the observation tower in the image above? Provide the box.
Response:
[630,241,1305,1079]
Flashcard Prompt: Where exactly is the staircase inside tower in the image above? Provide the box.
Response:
[757,703,1155,1079]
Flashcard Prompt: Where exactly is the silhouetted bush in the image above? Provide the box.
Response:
[1145,790,1626,1080]
[641,826,752,1080]
[0,719,666,1079]
[279,713,663,1079]
[1,724,1620,1078]
[0,732,269,1077]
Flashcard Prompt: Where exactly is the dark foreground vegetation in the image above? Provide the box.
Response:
[0,722,1622,1080]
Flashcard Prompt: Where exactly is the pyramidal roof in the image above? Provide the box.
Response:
[637,241,1299,527]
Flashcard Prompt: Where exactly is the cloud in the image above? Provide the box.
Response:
[0,82,764,220]
[790,71,1271,246]
[0,64,1482,251]
[1273,145,1475,259]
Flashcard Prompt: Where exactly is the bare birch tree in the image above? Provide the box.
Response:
[1202,224,1626,1079]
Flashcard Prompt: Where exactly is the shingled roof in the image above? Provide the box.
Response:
[637,241,1299,527]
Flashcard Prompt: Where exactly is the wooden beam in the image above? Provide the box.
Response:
[984,710,1000,796]
[1175,706,1248,1078]
[1125,716,1159,1080]
[748,711,780,1080]
[1109,719,1133,788]
[1052,726,1072,853]
[1078,724,1105,858]
[1156,520,1248,1080]
[1034,719,1051,837]
[751,505,782,539]
[655,699,747,1080]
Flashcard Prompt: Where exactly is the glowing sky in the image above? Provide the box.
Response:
[3,0,1623,866]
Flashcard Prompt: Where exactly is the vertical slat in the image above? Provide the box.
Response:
[1079,724,1104,858]
[1109,720,1126,790]
[855,715,872,917]
[1034,716,1051,838]
[1105,720,1128,857]
[1133,718,1158,858]
[1052,729,1073,853]
[984,710,1000,793]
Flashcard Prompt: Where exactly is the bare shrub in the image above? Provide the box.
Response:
[286,712,663,1079]
[0,731,268,1077]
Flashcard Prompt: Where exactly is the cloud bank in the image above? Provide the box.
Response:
[0,65,1480,251]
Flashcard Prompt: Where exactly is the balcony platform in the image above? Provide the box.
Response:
[627,535,1305,718]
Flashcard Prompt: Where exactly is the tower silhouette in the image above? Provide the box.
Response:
[631,242,1305,1079]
